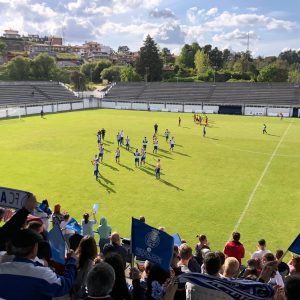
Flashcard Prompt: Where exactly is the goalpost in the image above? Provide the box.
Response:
[0,107,21,119]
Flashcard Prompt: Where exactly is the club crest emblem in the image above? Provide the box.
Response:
[145,229,160,249]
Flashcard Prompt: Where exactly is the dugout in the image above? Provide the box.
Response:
[218,105,242,115]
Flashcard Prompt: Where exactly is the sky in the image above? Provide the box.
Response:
[0,0,299,56]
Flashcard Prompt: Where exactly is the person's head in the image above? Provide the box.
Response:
[69,233,83,251]
[179,243,192,262]
[275,249,284,260]
[197,234,208,245]
[158,226,165,231]
[257,239,266,250]
[285,276,300,300]
[41,199,49,208]
[63,214,70,222]
[139,216,145,223]
[0,207,5,222]
[83,213,89,224]
[86,262,115,298]
[11,229,43,259]
[203,251,221,276]
[54,204,61,214]
[291,256,300,272]
[136,149,138,152]
[111,232,120,245]
[100,216,108,226]
[27,220,44,234]
[215,251,225,267]
[262,252,275,265]
[223,257,240,278]
[232,232,241,242]
[76,235,98,269]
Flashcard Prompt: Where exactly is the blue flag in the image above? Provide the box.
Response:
[65,218,82,234]
[131,218,174,271]
[179,273,274,300]
[172,233,181,246]
[288,234,300,255]
[48,223,65,264]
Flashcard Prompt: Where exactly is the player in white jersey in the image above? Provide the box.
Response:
[170,137,175,151]
[97,130,102,145]
[125,136,130,151]
[115,147,120,163]
[120,130,124,145]
[153,137,158,154]
[140,147,146,165]
[98,144,104,162]
[142,137,148,150]
[134,149,140,167]
[91,154,100,180]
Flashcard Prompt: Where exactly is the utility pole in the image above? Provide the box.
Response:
[145,67,149,83]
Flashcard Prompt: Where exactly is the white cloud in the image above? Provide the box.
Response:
[212,29,259,45]
[206,8,218,16]
[149,8,176,19]
[247,7,258,12]
[186,7,205,24]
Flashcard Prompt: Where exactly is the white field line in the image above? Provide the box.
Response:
[232,123,292,234]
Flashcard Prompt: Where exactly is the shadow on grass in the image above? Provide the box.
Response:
[139,166,165,176]
[205,137,220,141]
[158,148,170,154]
[181,126,190,129]
[119,163,134,171]
[146,162,156,168]
[267,133,280,137]
[160,178,184,191]
[176,144,183,148]
[173,150,191,157]
[98,179,116,193]
[149,152,174,160]
[104,149,111,153]
[102,140,114,145]
[100,175,114,185]
[102,162,119,172]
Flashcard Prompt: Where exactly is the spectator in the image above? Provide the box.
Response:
[262,252,284,287]
[81,212,97,237]
[72,236,97,299]
[139,216,145,223]
[251,239,271,261]
[178,243,193,273]
[52,204,64,225]
[0,229,77,300]
[242,258,260,280]
[85,262,115,300]
[103,232,128,268]
[60,214,75,239]
[96,216,112,252]
[69,233,83,251]
[104,252,131,300]
[289,256,300,276]
[224,232,245,265]
[215,251,226,275]
[285,276,300,300]
[203,251,222,277]
[195,234,210,266]
[0,207,5,222]
[0,193,37,251]
[276,249,290,277]
[223,257,239,278]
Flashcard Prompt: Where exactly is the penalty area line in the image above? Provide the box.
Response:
[231,123,292,236]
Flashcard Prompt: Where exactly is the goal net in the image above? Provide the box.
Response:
[0,107,21,119]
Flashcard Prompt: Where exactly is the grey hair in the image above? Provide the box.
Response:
[87,262,115,297]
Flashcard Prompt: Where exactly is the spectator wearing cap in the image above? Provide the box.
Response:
[103,232,128,268]
[251,239,271,261]
[0,229,77,300]
[85,262,115,300]
[224,232,245,265]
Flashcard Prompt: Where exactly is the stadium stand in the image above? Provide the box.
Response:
[105,82,300,107]
[0,81,78,106]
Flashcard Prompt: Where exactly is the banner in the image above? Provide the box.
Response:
[93,203,100,213]
[288,233,300,255]
[172,233,181,246]
[65,218,82,235]
[131,218,174,271]
[179,273,274,300]
[0,187,32,210]
[48,223,66,264]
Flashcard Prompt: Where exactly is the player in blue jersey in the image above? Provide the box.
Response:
[91,154,100,180]
[115,147,120,163]
[170,137,175,151]
[153,137,158,154]
[125,136,130,151]
[134,149,140,167]
[98,144,104,162]
[155,159,161,179]
[140,147,146,165]
[165,129,169,142]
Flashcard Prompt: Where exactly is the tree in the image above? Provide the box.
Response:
[279,50,300,65]
[7,56,31,80]
[31,53,56,80]
[176,44,199,68]
[0,40,7,56]
[160,47,172,65]
[194,49,210,75]
[288,69,300,83]
[101,66,122,82]
[257,64,288,82]
[120,65,141,82]
[94,60,112,82]
[70,71,86,90]
[80,62,96,82]
[136,35,163,81]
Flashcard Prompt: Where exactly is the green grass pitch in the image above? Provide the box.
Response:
[1,109,300,261]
